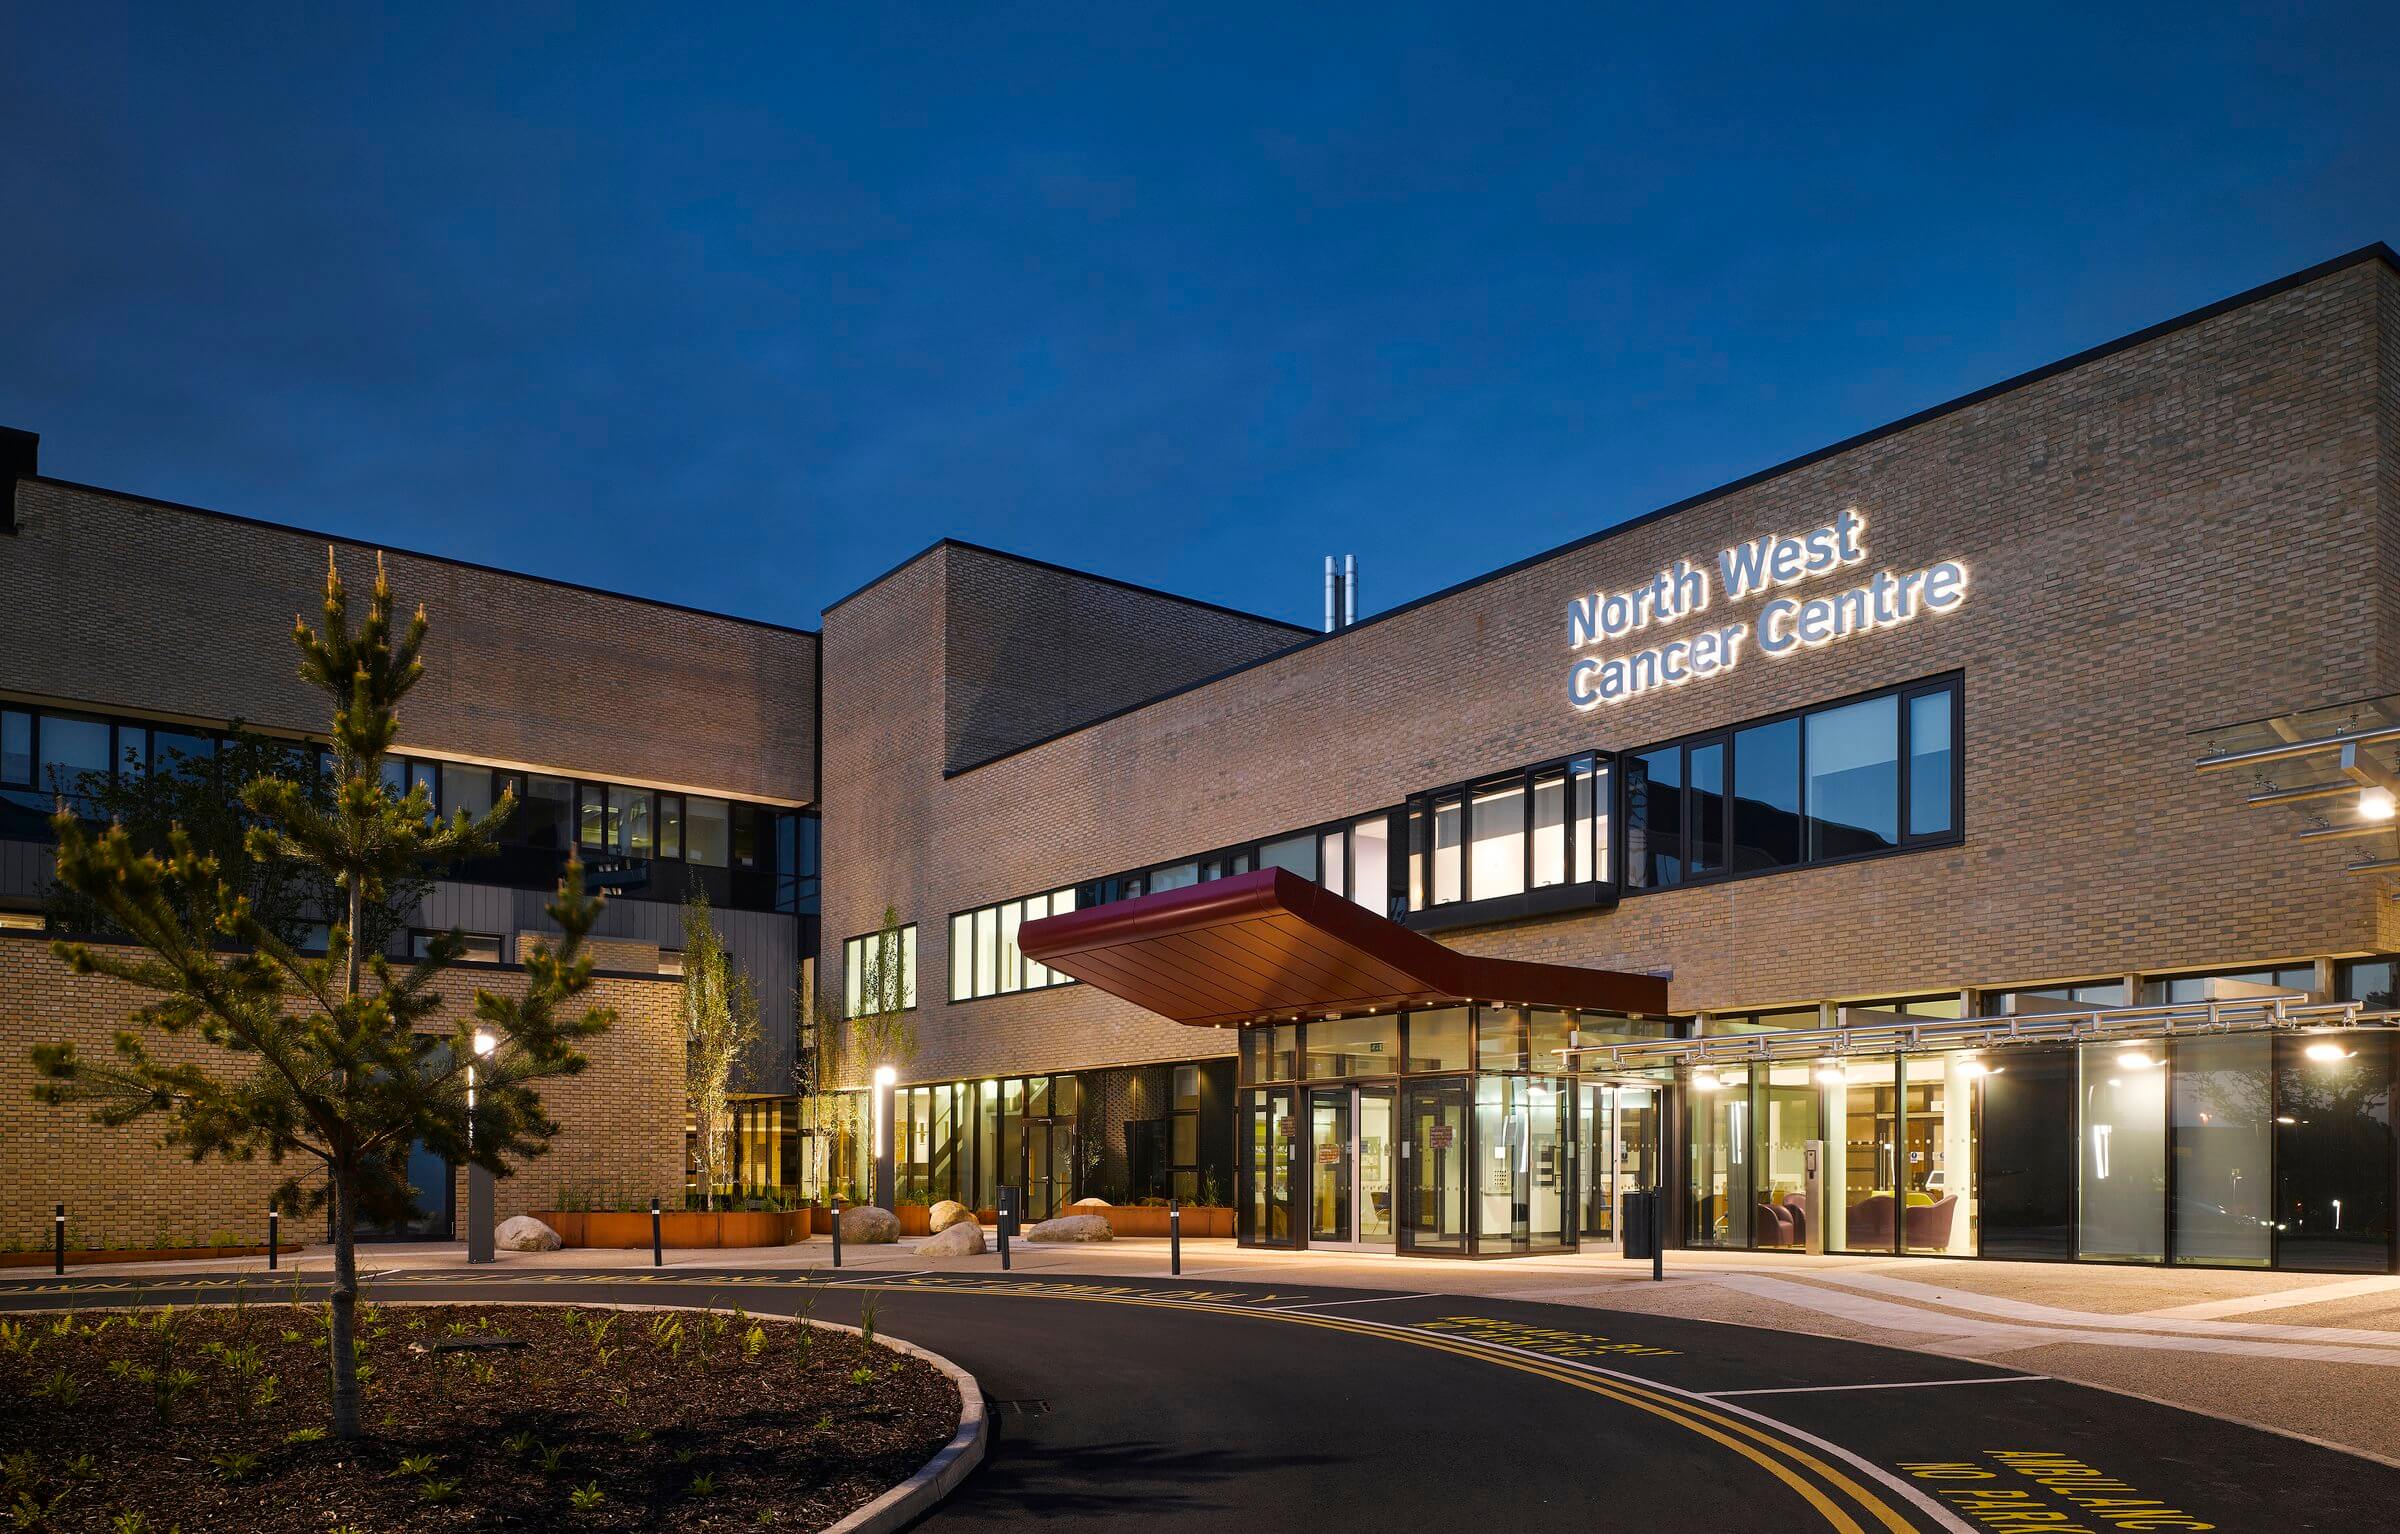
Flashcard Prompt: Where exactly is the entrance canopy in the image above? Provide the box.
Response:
[1018,866,1669,1028]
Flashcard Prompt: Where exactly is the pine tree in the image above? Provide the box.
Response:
[30,553,615,1439]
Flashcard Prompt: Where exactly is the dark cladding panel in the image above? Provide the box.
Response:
[1979,1050,2077,1260]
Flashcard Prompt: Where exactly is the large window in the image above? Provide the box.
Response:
[949,889,1079,1000]
[1627,677,1960,893]
[842,925,917,1019]
[1409,755,1609,912]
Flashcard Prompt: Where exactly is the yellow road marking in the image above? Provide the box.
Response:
[0,1269,1928,1531]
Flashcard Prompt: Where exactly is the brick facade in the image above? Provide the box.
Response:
[0,935,686,1251]
[822,254,2400,1090]
[0,480,818,804]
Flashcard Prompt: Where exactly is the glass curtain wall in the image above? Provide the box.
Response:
[2275,1032,2395,1272]
[2078,1042,2168,1262]
[1754,1063,1818,1250]
[1901,1054,1977,1255]
[1686,1066,1750,1247]
[1826,1056,1899,1252]
[2170,1035,2273,1267]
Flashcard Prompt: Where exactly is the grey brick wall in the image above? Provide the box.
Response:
[940,544,1307,773]
[0,482,819,805]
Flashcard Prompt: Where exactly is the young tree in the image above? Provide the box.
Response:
[680,888,758,1208]
[30,554,615,1440]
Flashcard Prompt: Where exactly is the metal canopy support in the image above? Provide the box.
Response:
[2194,693,2400,877]
[1557,995,2391,1073]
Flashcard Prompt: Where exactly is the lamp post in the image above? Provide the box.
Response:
[467,1029,497,1264]
[871,1065,897,1211]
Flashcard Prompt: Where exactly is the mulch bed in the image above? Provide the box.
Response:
[0,1296,960,1531]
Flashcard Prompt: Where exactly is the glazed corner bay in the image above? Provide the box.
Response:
[1566,509,1969,709]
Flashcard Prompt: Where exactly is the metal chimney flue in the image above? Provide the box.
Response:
[1322,554,1359,632]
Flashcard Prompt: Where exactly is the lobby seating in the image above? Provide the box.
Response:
[1904,1194,1958,1251]
[1781,1194,1807,1248]
[1845,1192,1896,1248]
[1753,1201,1795,1248]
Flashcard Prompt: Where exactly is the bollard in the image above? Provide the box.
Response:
[1169,1195,1181,1277]
[267,1206,280,1271]
[53,1203,65,1276]
[650,1197,662,1268]
[997,1185,1015,1272]
[1649,1188,1664,1283]
[830,1196,842,1269]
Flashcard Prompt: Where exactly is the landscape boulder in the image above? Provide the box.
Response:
[1069,1196,1112,1208]
[837,1205,901,1244]
[1024,1213,1113,1243]
[917,1220,987,1258]
[494,1216,562,1252]
[927,1199,974,1232]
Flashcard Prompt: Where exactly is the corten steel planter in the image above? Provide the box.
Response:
[1094,1207,1235,1238]
[537,1210,806,1248]
[896,1205,933,1237]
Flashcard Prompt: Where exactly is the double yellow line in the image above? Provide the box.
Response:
[836,1277,1928,1534]
[0,1269,1932,1531]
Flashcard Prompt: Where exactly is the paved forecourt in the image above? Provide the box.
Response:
[3,1264,2390,1531]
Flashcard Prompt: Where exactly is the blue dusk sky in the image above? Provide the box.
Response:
[3,4,2396,631]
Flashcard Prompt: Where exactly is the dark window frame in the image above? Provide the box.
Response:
[1622,672,1963,899]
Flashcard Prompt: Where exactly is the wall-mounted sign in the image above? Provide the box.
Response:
[1566,508,1969,710]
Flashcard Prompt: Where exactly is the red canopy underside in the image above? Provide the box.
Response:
[1018,867,1668,1028]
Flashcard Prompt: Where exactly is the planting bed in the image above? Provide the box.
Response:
[0,1299,958,1531]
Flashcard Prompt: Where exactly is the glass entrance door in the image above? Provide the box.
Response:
[1400,1079,1470,1254]
[1242,1088,1299,1247]
[1025,1119,1074,1220]
[1309,1089,1353,1242]
[1359,1087,1395,1244]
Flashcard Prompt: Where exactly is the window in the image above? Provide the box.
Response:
[1628,677,1960,894]
[656,794,684,861]
[1805,694,1898,859]
[2139,965,2314,1005]
[1258,833,1318,881]
[1305,1014,1400,1077]
[518,776,575,851]
[1352,813,1391,915]
[947,891,1077,1000]
[843,925,917,1018]
[0,711,29,786]
[1731,717,1801,870]
[38,714,110,812]
[443,764,495,822]
[1627,747,1682,888]
[1408,755,1609,909]
[685,797,730,866]
[410,930,504,964]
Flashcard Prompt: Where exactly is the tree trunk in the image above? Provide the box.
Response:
[329,877,365,1439]
[328,1162,362,1440]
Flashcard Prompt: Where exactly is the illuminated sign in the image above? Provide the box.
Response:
[1566,509,1968,710]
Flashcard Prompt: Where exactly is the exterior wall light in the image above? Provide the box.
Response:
[1691,1070,1721,1091]
[2361,786,2397,821]
[2304,1040,2354,1063]
[2116,1050,2155,1070]
[1815,1062,1845,1085]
